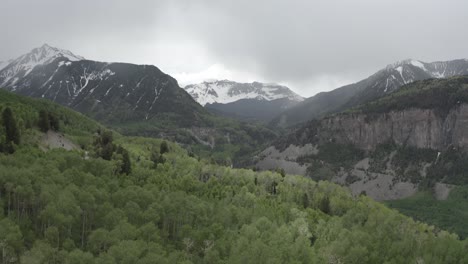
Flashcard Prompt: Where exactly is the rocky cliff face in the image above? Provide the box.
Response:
[315,104,468,151]
[258,104,468,200]
[258,77,468,200]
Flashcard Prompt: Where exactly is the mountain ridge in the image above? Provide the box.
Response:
[271,58,468,128]
[257,76,468,201]
[184,79,304,105]
[0,44,278,166]
[185,79,304,121]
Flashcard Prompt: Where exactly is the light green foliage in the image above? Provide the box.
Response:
[0,89,467,263]
[0,89,102,149]
[0,142,467,263]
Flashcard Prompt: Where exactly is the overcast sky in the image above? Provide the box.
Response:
[2,0,468,97]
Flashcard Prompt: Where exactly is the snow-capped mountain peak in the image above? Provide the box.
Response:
[0,60,13,71]
[0,44,84,87]
[184,80,304,106]
[13,44,83,74]
[376,58,468,94]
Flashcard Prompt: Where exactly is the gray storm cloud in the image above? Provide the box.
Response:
[1,0,468,96]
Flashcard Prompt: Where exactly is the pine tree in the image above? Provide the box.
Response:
[38,109,50,132]
[160,141,169,155]
[48,112,60,131]
[2,107,20,145]
[116,146,131,175]
[319,195,331,214]
[121,149,131,175]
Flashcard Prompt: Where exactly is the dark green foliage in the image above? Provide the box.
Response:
[299,143,364,171]
[94,130,115,160]
[0,88,467,263]
[160,140,169,155]
[392,146,437,169]
[351,76,468,117]
[93,131,132,175]
[300,143,364,180]
[38,109,50,132]
[368,142,397,172]
[387,186,468,239]
[2,107,20,145]
[316,143,365,167]
[48,112,60,131]
[319,195,331,214]
[368,143,468,187]
[426,147,468,185]
[116,146,132,175]
[391,146,438,184]
[38,109,60,131]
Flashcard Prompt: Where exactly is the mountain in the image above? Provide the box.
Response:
[271,58,468,128]
[0,44,205,126]
[0,59,12,71]
[256,76,468,236]
[185,80,303,121]
[0,90,467,261]
[258,76,468,198]
[0,44,84,88]
[185,80,303,105]
[0,44,278,165]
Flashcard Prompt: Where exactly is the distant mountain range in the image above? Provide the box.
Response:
[184,80,303,121]
[0,44,278,166]
[270,59,468,128]
[0,44,206,126]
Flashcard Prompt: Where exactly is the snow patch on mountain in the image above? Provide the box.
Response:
[0,44,84,86]
[185,80,304,106]
[378,58,468,95]
[0,60,12,71]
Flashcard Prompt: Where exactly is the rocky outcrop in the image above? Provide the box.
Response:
[292,104,468,151]
[256,144,318,175]
[258,104,468,200]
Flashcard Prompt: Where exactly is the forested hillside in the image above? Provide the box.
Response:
[0,45,278,168]
[0,89,467,263]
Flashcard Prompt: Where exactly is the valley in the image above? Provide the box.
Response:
[0,85,467,263]
[1,41,468,263]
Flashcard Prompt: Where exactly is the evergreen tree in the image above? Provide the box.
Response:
[2,107,20,145]
[38,109,50,132]
[94,131,115,160]
[116,146,131,175]
[48,112,60,131]
[319,196,331,214]
[160,141,169,155]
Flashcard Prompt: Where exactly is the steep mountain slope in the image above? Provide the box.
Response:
[258,76,468,201]
[0,44,205,126]
[0,45,278,165]
[0,91,467,262]
[0,59,12,71]
[0,44,84,88]
[271,59,468,128]
[185,80,303,121]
